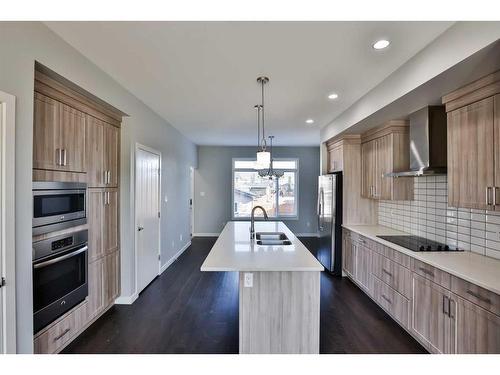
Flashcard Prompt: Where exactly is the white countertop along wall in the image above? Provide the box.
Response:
[200,221,323,272]
[344,224,500,295]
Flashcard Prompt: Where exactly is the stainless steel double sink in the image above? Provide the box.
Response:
[255,232,292,246]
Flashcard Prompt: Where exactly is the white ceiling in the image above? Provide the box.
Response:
[45,21,454,146]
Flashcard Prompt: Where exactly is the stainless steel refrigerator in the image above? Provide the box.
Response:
[316,172,343,275]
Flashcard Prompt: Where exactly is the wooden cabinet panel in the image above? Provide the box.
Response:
[88,189,104,262]
[447,97,494,209]
[343,234,355,277]
[104,189,119,255]
[372,276,410,328]
[355,243,371,293]
[87,258,105,319]
[328,145,343,172]
[495,95,500,210]
[454,295,500,354]
[411,274,452,353]
[450,275,500,316]
[411,258,451,289]
[375,135,392,200]
[372,252,411,298]
[104,125,119,187]
[86,115,105,187]
[58,103,86,172]
[33,93,59,170]
[361,141,376,198]
[104,251,120,305]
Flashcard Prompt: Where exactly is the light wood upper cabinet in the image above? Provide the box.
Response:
[327,144,343,172]
[33,93,59,170]
[33,92,86,173]
[361,122,413,201]
[494,94,500,210]
[104,124,119,187]
[447,97,494,209]
[86,115,105,186]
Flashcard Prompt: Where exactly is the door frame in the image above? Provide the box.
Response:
[134,143,162,296]
[190,166,194,237]
[0,90,16,353]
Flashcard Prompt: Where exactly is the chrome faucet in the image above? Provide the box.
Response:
[250,205,269,240]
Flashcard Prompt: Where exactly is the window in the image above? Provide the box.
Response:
[232,158,298,219]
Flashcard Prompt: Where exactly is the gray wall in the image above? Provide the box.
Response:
[194,146,320,235]
[0,22,197,353]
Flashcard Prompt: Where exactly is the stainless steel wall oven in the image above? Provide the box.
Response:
[32,230,88,333]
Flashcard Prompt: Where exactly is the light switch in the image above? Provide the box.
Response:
[244,272,253,288]
[200,191,205,197]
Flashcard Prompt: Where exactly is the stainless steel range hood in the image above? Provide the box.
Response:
[386,106,447,178]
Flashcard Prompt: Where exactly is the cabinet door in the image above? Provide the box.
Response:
[361,141,375,198]
[103,189,119,255]
[87,189,104,262]
[86,115,105,187]
[447,97,494,209]
[355,243,371,293]
[104,251,120,306]
[375,135,392,200]
[33,93,59,170]
[329,146,343,172]
[58,103,86,173]
[454,295,500,354]
[87,258,105,319]
[343,235,352,276]
[494,95,500,210]
[104,124,119,187]
[344,240,356,278]
[411,274,452,353]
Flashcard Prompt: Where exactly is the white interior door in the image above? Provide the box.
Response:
[136,146,161,294]
[0,102,4,354]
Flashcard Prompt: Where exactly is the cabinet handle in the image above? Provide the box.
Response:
[449,298,455,319]
[56,148,61,166]
[466,290,491,304]
[107,191,110,205]
[443,295,449,316]
[495,187,499,207]
[62,149,67,166]
[486,187,493,206]
[53,328,71,342]
[418,267,435,278]
[382,268,392,277]
[108,171,111,184]
[381,294,392,304]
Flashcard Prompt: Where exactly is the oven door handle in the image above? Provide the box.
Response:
[33,246,88,269]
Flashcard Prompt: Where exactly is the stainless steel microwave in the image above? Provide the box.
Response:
[32,181,87,235]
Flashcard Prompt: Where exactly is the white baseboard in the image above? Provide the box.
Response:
[160,240,191,274]
[192,232,220,237]
[295,232,319,237]
[115,293,139,305]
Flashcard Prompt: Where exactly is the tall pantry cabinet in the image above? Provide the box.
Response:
[32,66,124,354]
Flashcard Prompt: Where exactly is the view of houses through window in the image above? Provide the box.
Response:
[232,159,298,218]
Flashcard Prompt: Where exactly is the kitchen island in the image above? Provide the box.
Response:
[201,221,323,354]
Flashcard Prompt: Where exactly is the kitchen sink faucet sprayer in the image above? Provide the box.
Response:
[250,206,269,239]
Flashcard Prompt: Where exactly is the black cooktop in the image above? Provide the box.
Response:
[376,235,463,252]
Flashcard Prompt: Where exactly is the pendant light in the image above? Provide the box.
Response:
[255,76,270,170]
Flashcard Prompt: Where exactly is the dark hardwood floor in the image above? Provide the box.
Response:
[63,237,426,354]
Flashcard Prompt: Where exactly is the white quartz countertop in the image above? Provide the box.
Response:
[200,221,323,272]
[343,224,500,295]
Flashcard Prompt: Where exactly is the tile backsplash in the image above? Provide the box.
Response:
[378,175,500,260]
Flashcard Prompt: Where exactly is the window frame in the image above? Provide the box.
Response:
[231,157,299,221]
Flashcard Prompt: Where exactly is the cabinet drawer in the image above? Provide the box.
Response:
[411,258,451,289]
[372,275,410,328]
[352,234,376,250]
[451,275,500,316]
[34,301,88,354]
[373,242,410,268]
[372,252,411,298]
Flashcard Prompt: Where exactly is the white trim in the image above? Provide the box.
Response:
[0,90,16,353]
[134,143,162,298]
[114,293,139,305]
[192,233,220,237]
[190,166,194,237]
[160,241,191,274]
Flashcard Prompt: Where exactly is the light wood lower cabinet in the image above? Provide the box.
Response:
[88,257,105,319]
[343,229,500,354]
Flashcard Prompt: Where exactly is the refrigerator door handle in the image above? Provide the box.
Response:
[318,187,324,231]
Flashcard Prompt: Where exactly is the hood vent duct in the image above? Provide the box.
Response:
[386,106,447,178]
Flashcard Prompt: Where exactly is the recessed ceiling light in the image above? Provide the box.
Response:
[328,93,339,100]
[305,119,314,124]
[373,39,390,50]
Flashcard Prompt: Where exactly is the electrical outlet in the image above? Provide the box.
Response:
[244,273,253,288]
[180,234,183,242]
[200,191,205,197]
[306,221,310,227]
[171,240,175,248]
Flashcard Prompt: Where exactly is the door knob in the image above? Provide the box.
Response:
[138,226,144,232]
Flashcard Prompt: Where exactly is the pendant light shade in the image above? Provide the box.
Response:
[256,149,271,170]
